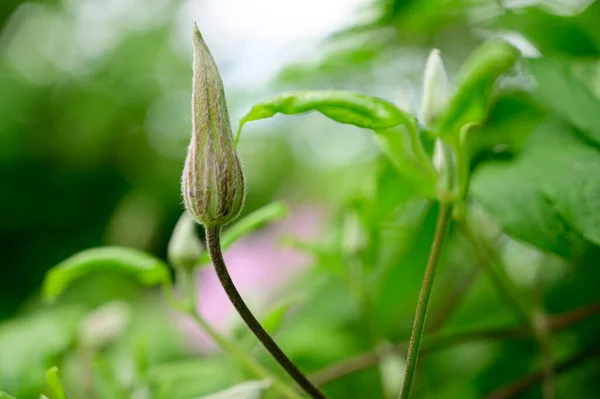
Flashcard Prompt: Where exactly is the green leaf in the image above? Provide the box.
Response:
[524,123,600,246]
[195,380,270,399]
[471,157,577,259]
[235,90,415,145]
[236,91,436,197]
[0,392,16,399]
[372,127,437,197]
[43,247,170,302]
[526,57,600,146]
[44,367,67,399]
[472,120,599,258]
[437,39,520,139]
[196,201,289,265]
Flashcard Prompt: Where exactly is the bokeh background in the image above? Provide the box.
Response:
[2,0,600,398]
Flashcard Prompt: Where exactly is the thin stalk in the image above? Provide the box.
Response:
[162,281,301,399]
[206,226,327,399]
[399,203,453,399]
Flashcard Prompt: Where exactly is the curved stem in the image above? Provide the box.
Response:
[399,203,453,399]
[206,226,327,399]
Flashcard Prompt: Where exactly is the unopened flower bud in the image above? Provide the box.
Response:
[420,49,450,128]
[168,212,203,269]
[182,24,246,228]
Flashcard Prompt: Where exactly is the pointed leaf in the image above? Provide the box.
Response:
[44,367,67,399]
[43,247,170,302]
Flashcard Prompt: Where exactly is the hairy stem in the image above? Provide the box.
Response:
[206,226,327,399]
[399,203,453,399]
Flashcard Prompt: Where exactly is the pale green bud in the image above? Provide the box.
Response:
[168,211,203,269]
[182,24,246,228]
[420,49,450,128]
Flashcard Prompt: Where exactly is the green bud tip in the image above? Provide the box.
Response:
[182,23,246,228]
[420,49,450,128]
[168,211,203,269]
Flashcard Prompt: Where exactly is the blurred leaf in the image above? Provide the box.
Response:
[472,120,599,258]
[471,156,576,259]
[43,367,67,399]
[91,355,129,399]
[495,4,600,58]
[436,40,520,139]
[469,91,543,159]
[149,358,241,399]
[0,392,16,399]
[196,201,289,265]
[523,122,600,246]
[0,306,82,396]
[260,295,306,336]
[42,247,170,302]
[527,57,600,146]
[195,380,270,399]
[235,90,415,145]
[373,127,436,197]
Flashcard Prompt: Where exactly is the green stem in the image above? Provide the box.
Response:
[399,203,453,399]
[206,226,327,399]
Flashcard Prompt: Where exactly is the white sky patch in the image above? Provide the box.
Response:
[177,0,369,89]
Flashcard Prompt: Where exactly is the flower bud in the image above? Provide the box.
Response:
[168,211,203,269]
[182,24,246,228]
[420,49,450,128]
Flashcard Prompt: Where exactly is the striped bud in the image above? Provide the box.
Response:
[182,24,246,228]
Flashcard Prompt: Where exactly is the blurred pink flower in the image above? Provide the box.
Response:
[173,204,324,352]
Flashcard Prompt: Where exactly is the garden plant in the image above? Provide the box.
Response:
[2,2,600,399]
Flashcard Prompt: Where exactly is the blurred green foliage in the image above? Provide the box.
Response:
[2,0,600,398]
